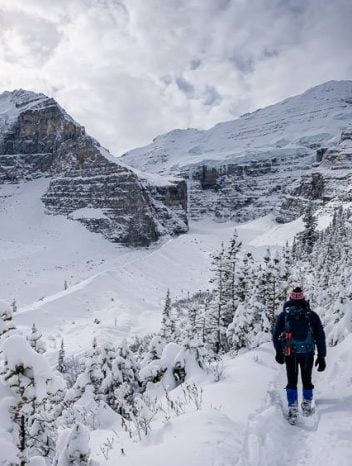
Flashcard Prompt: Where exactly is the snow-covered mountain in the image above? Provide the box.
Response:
[1,82,352,466]
[0,90,188,246]
[122,80,352,223]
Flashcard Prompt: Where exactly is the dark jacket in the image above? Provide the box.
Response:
[272,299,326,357]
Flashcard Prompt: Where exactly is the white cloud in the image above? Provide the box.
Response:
[0,0,351,154]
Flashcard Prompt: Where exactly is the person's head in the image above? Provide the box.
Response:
[289,286,305,300]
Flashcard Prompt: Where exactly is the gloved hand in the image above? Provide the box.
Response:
[315,356,326,372]
[275,352,285,365]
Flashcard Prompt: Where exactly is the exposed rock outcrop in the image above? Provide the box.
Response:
[0,90,188,246]
[277,127,352,222]
[122,80,352,225]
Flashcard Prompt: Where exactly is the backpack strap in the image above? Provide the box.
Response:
[304,310,313,338]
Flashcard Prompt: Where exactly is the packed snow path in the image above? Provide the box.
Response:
[92,338,352,466]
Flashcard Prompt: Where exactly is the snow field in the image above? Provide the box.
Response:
[1,179,299,355]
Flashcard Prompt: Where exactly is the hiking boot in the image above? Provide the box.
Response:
[301,399,314,417]
[287,405,298,425]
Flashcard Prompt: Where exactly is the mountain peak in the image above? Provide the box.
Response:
[0,88,50,113]
[122,79,352,174]
[121,79,352,225]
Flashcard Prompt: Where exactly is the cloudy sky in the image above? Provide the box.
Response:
[0,0,351,155]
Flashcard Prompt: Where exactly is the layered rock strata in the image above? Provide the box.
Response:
[0,90,188,246]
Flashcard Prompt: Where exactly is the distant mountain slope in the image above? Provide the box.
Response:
[122,80,352,173]
[122,80,352,223]
[0,90,188,246]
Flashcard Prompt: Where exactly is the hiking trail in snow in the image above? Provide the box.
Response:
[92,339,352,466]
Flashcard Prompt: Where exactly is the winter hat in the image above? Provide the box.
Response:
[289,286,305,300]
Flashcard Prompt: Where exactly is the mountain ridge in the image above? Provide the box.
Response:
[0,89,188,246]
[121,79,352,224]
[122,79,352,172]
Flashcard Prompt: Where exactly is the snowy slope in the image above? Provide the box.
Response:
[89,339,352,466]
[0,178,301,355]
[122,80,352,173]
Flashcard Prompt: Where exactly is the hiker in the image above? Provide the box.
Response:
[272,286,326,424]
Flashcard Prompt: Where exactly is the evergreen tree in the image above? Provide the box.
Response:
[266,250,284,325]
[224,230,242,318]
[54,423,94,466]
[28,323,46,354]
[11,298,17,313]
[236,252,255,304]
[209,243,228,353]
[160,289,175,341]
[0,299,15,337]
[227,303,252,350]
[297,202,318,256]
[1,335,65,465]
[57,339,66,373]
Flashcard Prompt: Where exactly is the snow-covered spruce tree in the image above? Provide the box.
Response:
[224,230,242,320]
[0,299,16,338]
[267,250,285,325]
[281,242,293,291]
[160,289,176,342]
[70,339,141,421]
[57,339,66,374]
[65,339,105,422]
[54,422,97,466]
[208,243,228,353]
[105,339,140,416]
[296,202,318,257]
[227,303,253,351]
[254,249,284,331]
[235,252,256,304]
[195,292,208,344]
[290,206,352,345]
[12,299,17,314]
[27,388,66,459]
[1,335,65,464]
[139,335,167,387]
[27,324,46,354]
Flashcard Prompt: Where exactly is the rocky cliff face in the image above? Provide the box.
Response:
[2,82,351,247]
[0,90,187,246]
[122,80,352,224]
[276,126,352,221]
